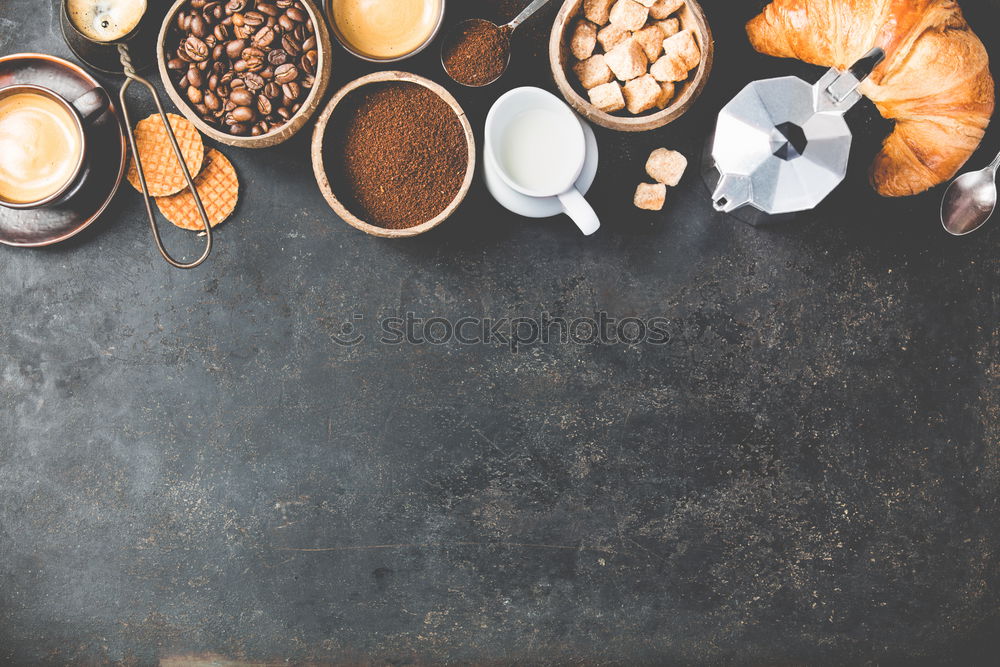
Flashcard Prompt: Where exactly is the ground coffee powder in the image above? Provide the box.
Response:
[326,83,467,230]
[442,21,510,87]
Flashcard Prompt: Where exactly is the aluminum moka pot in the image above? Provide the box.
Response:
[705,48,884,225]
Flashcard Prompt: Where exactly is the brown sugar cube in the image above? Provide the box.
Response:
[634,183,667,210]
[573,54,615,89]
[655,81,676,109]
[589,81,626,113]
[605,38,648,81]
[651,54,686,82]
[650,0,685,20]
[657,18,680,38]
[663,29,701,71]
[583,0,616,25]
[646,148,688,186]
[633,24,666,61]
[623,74,662,114]
[609,0,649,31]
[571,19,599,60]
[597,23,631,52]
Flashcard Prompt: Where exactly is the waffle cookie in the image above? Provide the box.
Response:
[155,149,239,231]
[126,113,205,197]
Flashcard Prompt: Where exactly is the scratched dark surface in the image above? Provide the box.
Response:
[1,0,998,665]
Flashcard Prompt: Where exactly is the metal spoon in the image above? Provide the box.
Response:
[940,150,1000,236]
[441,0,554,87]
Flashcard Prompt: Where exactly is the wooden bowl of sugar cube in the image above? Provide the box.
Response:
[550,0,713,132]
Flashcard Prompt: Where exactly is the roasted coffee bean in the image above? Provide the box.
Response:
[204,90,221,111]
[225,38,247,59]
[253,25,276,47]
[301,73,314,89]
[167,57,186,70]
[274,63,298,84]
[231,106,256,122]
[190,14,207,38]
[281,34,300,55]
[257,2,280,17]
[267,49,288,66]
[302,35,315,51]
[224,100,237,112]
[286,6,307,22]
[263,82,281,99]
[229,88,254,106]
[229,123,249,135]
[213,23,229,41]
[187,86,204,104]
[187,66,204,88]
[212,43,225,61]
[231,12,244,26]
[243,10,265,27]
[251,124,263,136]
[260,66,274,79]
[257,95,272,116]
[233,59,249,72]
[243,72,265,91]
[300,50,317,74]
[225,0,247,12]
[276,0,293,8]
[242,46,266,70]
[280,81,300,100]
[230,77,246,88]
[183,36,209,61]
[194,102,210,116]
[290,101,301,114]
[278,14,294,32]
[277,106,291,120]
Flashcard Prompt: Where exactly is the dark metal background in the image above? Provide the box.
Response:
[0,0,997,664]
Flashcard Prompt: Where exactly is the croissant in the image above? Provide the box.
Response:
[746,0,995,197]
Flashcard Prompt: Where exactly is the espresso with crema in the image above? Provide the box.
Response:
[329,0,441,59]
[66,0,147,42]
[0,93,83,204]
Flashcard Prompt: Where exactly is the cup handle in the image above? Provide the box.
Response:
[70,87,111,126]
[557,187,600,236]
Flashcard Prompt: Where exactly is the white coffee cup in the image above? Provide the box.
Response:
[485,87,600,235]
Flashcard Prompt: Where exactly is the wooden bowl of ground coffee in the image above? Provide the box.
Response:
[311,71,475,238]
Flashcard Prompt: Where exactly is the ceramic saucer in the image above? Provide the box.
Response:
[0,53,126,247]
[484,116,599,219]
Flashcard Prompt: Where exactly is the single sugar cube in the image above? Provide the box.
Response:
[583,0,616,25]
[663,29,701,71]
[589,81,626,112]
[609,0,649,31]
[650,0,685,20]
[634,183,667,210]
[571,19,599,60]
[573,54,614,89]
[646,148,688,186]
[597,23,631,52]
[651,52,687,82]
[633,23,666,61]
[655,81,676,109]
[623,74,662,114]
[657,18,680,38]
[605,37,648,81]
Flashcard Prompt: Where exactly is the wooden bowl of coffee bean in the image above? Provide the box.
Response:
[158,0,332,148]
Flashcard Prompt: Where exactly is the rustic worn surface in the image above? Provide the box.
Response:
[1,0,998,664]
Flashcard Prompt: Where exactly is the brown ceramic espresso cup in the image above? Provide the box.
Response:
[0,84,110,209]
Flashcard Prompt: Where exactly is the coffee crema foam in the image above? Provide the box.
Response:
[67,0,147,42]
[0,93,83,204]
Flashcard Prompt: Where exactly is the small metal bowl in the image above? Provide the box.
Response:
[326,0,446,63]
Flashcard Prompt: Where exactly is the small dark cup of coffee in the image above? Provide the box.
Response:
[61,0,159,74]
[0,84,111,210]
